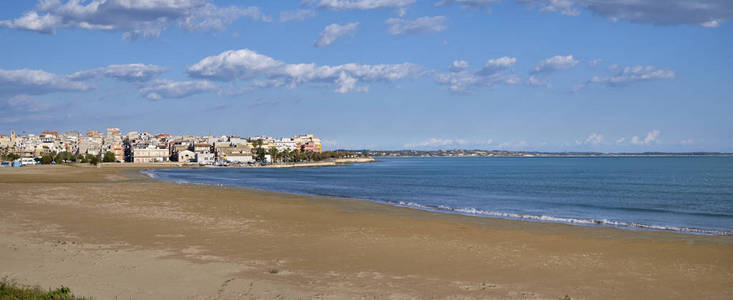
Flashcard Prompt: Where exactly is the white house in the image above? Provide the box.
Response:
[196,152,215,165]
[177,150,196,162]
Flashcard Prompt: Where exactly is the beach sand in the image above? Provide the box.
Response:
[1,165,732,299]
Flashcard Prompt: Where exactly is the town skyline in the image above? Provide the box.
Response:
[1,1,731,152]
[1,127,329,166]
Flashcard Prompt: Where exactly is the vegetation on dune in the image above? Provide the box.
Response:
[0,278,88,300]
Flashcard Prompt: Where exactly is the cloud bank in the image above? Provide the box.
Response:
[139,80,217,100]
[279,9,316,22]
[314,22,359,47]
[0,0,269,39]
[386,16,447,35]
[0,68,91,97]
[436,0,500,10]
[187,49,423,93]
[435,57,519,92]
[70,64,166,82]
[317,0,416,10]
[519,0,731,27]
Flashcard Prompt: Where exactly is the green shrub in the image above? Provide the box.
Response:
[0,278,88,299]
[102,151,116,163]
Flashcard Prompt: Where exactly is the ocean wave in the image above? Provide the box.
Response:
[140,170,157,178]
[387,200,733,236]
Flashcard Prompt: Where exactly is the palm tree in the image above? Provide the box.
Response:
[268,147,278,163]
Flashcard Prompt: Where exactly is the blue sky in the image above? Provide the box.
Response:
[0,0,731,152]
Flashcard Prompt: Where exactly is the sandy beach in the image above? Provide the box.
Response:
[1,165,732,299]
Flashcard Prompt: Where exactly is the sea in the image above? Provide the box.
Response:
[146,157,733,236]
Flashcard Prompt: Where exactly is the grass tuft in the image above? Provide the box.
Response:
[0,277,89,300]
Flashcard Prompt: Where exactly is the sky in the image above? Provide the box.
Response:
[0,0,731,152]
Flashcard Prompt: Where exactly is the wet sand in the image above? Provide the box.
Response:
[1,165,732,299]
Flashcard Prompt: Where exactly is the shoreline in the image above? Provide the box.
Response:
[37,157,376,169]
[143,164,732,238]
[1,165,732,299]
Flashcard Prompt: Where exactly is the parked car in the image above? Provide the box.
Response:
[19,157,37,166]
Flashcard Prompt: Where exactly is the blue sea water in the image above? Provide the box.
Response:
[147,157,733,235]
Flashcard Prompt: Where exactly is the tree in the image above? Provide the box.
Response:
[89,155,100,165]
[268,147,278,163]
[103,151,116,162]
[255,147,266,162]
[41,154,54,164]
[60,151,74,162]
[2,153,19,161]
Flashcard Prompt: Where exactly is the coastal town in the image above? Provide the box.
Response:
[0,129,363,167]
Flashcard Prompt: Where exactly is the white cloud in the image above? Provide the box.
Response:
[70,64,166,82]
[0,68,91,97]
[139,80,218,100]
[314,22,359,47]
[435,0,499,10]
[528,55,579,87]
[588,58,603,67]
[403,137,468,148]
[518,0,732,27]
[520,0,580,16]
[0,95,52,113]
[584,133,603,145]
[0,0,269,39]
[531,55,579,74]
[187,49,423,94]
[386,16,447,35]
[317,0,416,10]
[478,57,517,75]
[435,56,519,92]
[279,9,316,22]
[0,94,66,124]
[700,19,721,27]
[629,129,661,145]
[450,60,469,72]
[615,137,625,145]
[527,75,549,87]
[586,65,675,87]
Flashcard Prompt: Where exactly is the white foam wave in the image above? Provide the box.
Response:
[389,200,732,236]
[140,170,157,178]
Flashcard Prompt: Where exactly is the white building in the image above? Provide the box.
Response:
[223,154,253,164]
[177,150,196,162]
[132,148,169,163]
[196,152,215,165]
[274,138,298,152]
